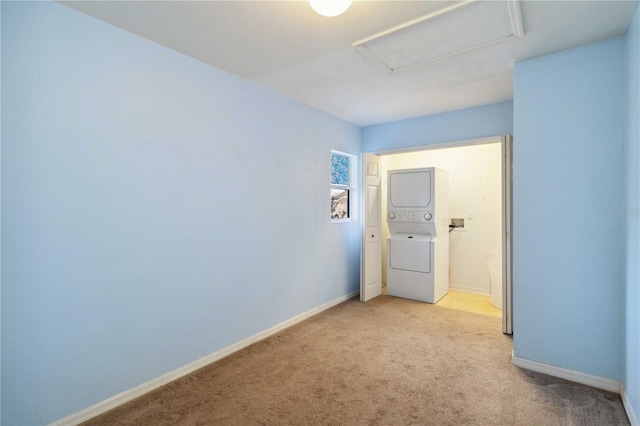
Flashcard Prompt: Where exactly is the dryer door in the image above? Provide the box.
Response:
[388,169,432,209]
[389,235,431,273]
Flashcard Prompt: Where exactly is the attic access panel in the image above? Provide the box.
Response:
[353,0,523,75]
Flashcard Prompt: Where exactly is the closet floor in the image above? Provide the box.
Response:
[437,289,502,317]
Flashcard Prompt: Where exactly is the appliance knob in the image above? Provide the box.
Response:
[389,211,396,220]
[424,213,433,220]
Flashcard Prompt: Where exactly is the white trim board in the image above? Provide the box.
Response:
[448,285,490,296]
[622,386,640,426]
[370,135,503,156]
[511,352,621,393]
[49,290,360,426]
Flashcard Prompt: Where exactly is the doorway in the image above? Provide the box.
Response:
[360,135,513,334]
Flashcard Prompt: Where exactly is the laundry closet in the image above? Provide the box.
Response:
[380,141,504,312]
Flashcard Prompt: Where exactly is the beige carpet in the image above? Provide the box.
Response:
[83,295,629,425]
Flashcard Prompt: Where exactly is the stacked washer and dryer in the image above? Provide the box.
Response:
[386,167,450,304]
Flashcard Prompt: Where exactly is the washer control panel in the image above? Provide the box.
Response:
[388,210,432,222]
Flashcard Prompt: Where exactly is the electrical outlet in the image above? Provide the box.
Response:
[451,218,465,228]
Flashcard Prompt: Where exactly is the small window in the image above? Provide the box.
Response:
[331,151,357,222]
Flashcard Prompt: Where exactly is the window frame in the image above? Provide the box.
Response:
[330,150,357,223]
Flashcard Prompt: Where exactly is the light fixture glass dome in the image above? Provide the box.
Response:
[309,0,352,17]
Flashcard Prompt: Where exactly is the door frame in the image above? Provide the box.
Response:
[502,135,513,334]
[361,135,513,334]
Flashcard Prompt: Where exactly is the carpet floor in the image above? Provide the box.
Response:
[82,295,629,425]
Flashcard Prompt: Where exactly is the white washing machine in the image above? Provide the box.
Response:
[387,167,449,303]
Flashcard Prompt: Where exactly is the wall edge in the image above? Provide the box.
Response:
[511,352,621,393]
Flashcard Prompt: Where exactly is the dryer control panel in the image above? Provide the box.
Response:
[388,210,433,222]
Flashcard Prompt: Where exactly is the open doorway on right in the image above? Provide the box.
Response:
[380,138,508,326]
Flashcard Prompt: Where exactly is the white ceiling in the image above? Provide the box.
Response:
[61,0,638,127]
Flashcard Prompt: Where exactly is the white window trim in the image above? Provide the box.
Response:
[331,150,358,223]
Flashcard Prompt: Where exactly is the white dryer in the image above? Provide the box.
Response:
[387,167,449,303]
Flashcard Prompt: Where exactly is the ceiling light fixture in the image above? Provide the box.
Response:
[309,0,352,17]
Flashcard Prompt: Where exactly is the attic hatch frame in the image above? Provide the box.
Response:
[353,0,524,75]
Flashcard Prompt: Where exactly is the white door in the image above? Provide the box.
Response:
[361,153,382,302]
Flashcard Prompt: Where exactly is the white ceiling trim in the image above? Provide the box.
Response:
[353,0,524,76]
[507,0,524,38]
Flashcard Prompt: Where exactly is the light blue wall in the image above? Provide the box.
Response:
[624,4,640,421]
[1,2,361,425]
[513,39,625,381]
[362,101,513,153]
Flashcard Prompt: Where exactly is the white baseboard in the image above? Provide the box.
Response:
[622,385,640,426]
[49,290,360,426]
[511,352,621,393]
[448,285,489,296]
